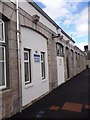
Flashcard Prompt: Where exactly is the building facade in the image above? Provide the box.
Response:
[0,0,86,118]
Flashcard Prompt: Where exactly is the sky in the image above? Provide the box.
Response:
[33,0,90,51]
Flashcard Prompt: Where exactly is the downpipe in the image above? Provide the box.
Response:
[16,0,22,113]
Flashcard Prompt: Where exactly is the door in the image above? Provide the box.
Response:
[21,27,49,107]
[57,56,65,86]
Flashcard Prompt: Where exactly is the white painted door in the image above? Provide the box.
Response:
[21,27,49,107]
[57,56,65,86]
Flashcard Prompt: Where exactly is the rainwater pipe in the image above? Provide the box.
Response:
[16,0,22,113]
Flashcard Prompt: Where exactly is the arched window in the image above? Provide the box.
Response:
[56,43,63,57]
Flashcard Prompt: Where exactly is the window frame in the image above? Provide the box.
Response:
[24,48,31,85]
[0,19,6,89]
[41,52,46,80]
[0,19,5,43]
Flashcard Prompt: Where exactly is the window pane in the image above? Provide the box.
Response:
[0,62,5,86]
[24,62,29,82]
[56,43,63,56]
[41,54,43,61]
[0,23,3,41]
[41,52,45,79]
[24,52,28,60]
[42,62,45,78]
[0,47,4,61]
[41,62,43,77]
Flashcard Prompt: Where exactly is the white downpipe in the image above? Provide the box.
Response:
[16,0,22,112]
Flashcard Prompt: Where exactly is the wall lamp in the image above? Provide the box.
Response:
[52,28,63,40]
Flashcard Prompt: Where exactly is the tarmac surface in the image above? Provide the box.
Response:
[9,69,90,118]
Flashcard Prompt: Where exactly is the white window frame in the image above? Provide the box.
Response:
[0,46,6,89]
[0,19,5,42]
[41,52,45,80]
[24,49,31,85]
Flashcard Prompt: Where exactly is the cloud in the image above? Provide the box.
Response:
[63,7,88,38]
[33,0,89,50]
[74,7,88,37]
[34,0,79,20]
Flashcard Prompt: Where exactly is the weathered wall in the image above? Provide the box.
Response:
[0,1,19,118]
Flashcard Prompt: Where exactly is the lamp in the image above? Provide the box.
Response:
[52,28,63,40]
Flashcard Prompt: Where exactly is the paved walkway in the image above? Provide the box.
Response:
[9,69,90,118]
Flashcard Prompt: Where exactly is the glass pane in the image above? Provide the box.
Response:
[41,62,43,78]
[41,52,45,79]
[24,62,29,82]
[0,62,5,86]
[41,54,43,61]
[42,62,45,79]
[0,47,4,61]
[24,52,28,60]
[0,23,3,41]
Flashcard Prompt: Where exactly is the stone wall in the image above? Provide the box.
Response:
[0,1,19,118]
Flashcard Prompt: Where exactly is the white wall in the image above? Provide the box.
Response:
[21,26,49,106]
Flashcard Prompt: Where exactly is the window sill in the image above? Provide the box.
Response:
[24,83,34,89]
[41,79,47,83]
[0,86,6,90]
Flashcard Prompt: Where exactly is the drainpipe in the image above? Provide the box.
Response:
[16,0,22,112]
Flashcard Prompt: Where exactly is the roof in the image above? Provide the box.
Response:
[29,2,75,43]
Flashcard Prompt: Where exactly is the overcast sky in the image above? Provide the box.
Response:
[34,0,89,51]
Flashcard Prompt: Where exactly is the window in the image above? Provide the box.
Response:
[66,47,69,58]
[24,48,31,84]
[75,52,78,67]
[0,19,5,42]
[56,43,63,56]
[78,53,80,67]
[41,52,45,79]
[0,19,6,89]
[71,50,74,68]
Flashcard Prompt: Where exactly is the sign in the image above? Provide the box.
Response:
[34,54,40,63]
